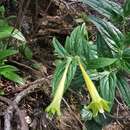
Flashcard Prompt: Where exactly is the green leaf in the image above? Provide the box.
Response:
[100,72,117,109]
[71,69,106,89]
[81,108,93,121]
[52,58,77,95]
[53,37,69,58]
[123,32,130,47]
[119,59,130,73]
[85,113,111,130]
[87,58,117,69]
[96,33,113,57]
[0,41,8,50]
[0,90,5,96]
[0,19,26,41]
[19,44,32,59]
[0,49,18,60]
[81,0,123,21]
[0,20,13,39]
[0,65,18,72]
[123,0,130,17]
[64,59,77,91]
[122,48,130,62]
[85,119,102,130]
[88,44,98,59]
[24,46,32,59]
[88,16,124,51]
[123,62,130,73]
[11,29,26,42]
[117,76,130,107]
[65,23,89,58]
[0,66,24,85]
[70,69,84,89]
[52,61,66,95]
[120,48,130,72]
[0,6,5,16]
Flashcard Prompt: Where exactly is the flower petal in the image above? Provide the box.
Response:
[86,98,110,117]
[46,102,61,116]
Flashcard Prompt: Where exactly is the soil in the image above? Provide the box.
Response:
[0,0,130,130]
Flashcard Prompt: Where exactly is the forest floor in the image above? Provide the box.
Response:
[0,0,130,130]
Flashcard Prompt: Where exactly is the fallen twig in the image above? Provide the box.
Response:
[106,113,130,121]
[4,77,50,130]
[0,96,28,130]
[62,98,86,129]
[8,60,43,78]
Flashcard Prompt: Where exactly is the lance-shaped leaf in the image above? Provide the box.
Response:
[96,33,113,57]
[65,23,90,58]
[117,76,130,107]
[46,57,72,116]
[0,49,18,60]
[122,48,130,62]
[52,58,77,95]
[120,48,130,72]
[53,37,69,58]
[0,19,26,42]
[81,0,123,21]
[0,6,5,16]
[87,16,125,51]
[118,58,130,73]
[0,19,13,39]
[0,65,24,85]
[11,29,26,42]
[100,72,117,109]
[123,0,130,17]
[87,57,117,69]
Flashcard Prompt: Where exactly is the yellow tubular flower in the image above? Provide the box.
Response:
[78,59,110,117]
[46,58,72,116]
